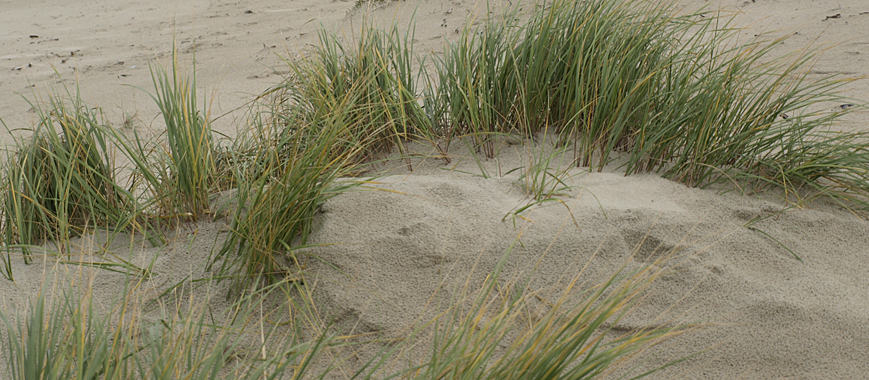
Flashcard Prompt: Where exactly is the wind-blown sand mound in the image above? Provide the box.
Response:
[302,144,869,378]
[2,0,869,378]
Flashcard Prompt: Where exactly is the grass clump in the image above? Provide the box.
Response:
[115,52,216,226]
[275,22,434,168]
[149,55,214,220]
[0,88,136,275]
[0,52,223,279]
[208,23,445,289]
[210,100,365,289]
[428,0,867,209]
[428,5,521,159]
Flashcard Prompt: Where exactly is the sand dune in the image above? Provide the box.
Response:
[1,0,868,378]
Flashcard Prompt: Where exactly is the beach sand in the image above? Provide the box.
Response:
[1,0,868,378]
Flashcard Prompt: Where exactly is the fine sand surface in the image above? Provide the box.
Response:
[2,0,869,378]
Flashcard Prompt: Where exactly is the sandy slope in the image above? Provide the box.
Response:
[1,0,869,378]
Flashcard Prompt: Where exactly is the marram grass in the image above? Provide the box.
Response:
[428,0,867,209]
[2,241,694,380]
[210,100,365,290]
[0,0,867,376]
[0,0,864,282]
[147,53,215,220]
[134,50,215,223]
[377,242,695,380]
[0,279,327,380]
[0,86,137,278]
[274,21,433,168]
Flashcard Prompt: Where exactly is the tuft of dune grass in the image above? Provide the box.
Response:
[427,0,867,209]
[0,85,137,277]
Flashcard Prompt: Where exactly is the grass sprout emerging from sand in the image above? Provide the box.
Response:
[502,132,580,226]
